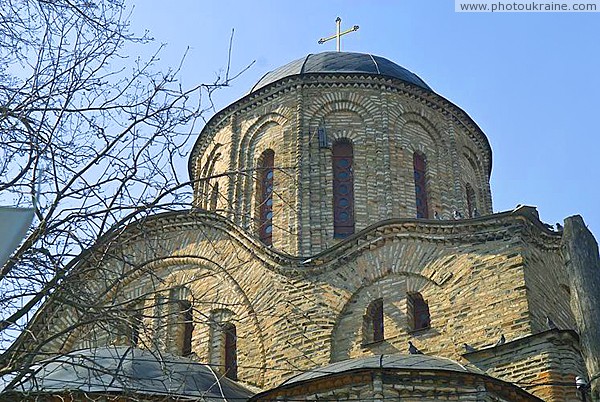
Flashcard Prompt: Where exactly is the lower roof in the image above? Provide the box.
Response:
[280,354,484,386]
[2,346,254,401]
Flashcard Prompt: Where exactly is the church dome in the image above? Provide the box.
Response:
[249,51,432,93]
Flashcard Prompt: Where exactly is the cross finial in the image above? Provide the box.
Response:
[318,17,359,52]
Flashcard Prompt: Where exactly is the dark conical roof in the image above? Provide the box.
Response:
[249,51,432,93]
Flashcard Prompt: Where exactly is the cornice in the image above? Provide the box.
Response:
[89,207,561,278]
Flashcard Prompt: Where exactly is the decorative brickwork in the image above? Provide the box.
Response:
[192,76,493,255]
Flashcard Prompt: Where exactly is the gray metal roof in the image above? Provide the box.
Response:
[2,346,254,401]
[280,354,484,386]
[249,52,432,93]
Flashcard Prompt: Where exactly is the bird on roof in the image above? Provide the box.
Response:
[463,343,477,353]
[494,334,506,347]
[555,222,564,232]
[434,211,441,220]
[453,210,463,220]
[546,316,558,330]
[408,341,423,355]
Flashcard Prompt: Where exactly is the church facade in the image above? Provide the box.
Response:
[4,52,599,401]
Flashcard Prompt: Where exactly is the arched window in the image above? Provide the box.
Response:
[223,323,237,380]
[209,310,238,380]
[129,309,143,346]
[363,298,384,344]
[413,152,429,219]
[153,295,166,348]
[169,287,193,356]
[465,183,476,218]
[332,140,354,238]
[407,292,430,331]
[179,300,193,356]
[258,150,274,245]
[210,181,219,211]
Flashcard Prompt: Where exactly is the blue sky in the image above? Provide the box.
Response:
[130,0,600,238]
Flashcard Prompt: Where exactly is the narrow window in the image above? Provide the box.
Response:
[129,310,143,346]
[413,152,429,219]
[364,298,384,343]
[179,300,193,356]
[223,323,237,380]
[210,181,219,211]
[258,150,275,245]
[153,295,166,347]
[333,140,354,238]
[169,287,193,356]
[466,183,476,218]
[407,292,430,331]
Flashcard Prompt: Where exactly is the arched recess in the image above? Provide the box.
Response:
[208,308,238,380]
[63,256,268,387]
[235,112,289,230]
[307,101,370,247]
[167,285,193,356]
[394,113,448,217]
[195,143,222,207]
[330,272,440,363]
[462,146,490,214]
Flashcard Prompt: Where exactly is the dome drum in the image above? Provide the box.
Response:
[191,53,493,255]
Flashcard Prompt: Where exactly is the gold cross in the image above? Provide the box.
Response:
[318,17,359,52]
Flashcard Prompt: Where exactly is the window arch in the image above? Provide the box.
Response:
[466,183,477,218]
[363,298,384,344]
[413,152,429,219]
[258,149,274,245]
[332,140,354,238]
[407,292,430,331]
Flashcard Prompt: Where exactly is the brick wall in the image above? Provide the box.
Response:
[32,209,585,401]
